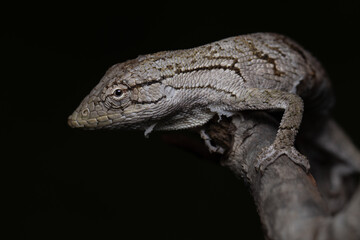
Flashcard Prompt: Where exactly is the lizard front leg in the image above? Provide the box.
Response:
[231,88,309,173]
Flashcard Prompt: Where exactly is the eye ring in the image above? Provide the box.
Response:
[113,89,123,98]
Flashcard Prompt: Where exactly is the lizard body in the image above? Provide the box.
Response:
[68,33,333,172]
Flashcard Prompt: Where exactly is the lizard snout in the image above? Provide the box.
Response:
[67,107,91,128]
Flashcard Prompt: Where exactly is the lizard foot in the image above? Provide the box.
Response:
[255,145,310,174]
[200,129,225,154]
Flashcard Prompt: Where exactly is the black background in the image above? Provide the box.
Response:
[4,2,360,239]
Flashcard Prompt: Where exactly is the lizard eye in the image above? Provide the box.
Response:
[103,84,129,109]
[113,89,123,98]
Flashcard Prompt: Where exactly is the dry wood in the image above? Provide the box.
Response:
[202,112,360,240]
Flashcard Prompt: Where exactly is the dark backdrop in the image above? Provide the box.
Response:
[4,2,359,239]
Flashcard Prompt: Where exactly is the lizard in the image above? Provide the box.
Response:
[68,32,336,173]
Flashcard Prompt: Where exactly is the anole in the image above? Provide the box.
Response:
[68,32,335,172]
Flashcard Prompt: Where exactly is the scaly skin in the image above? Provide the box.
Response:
[68,32,334,172]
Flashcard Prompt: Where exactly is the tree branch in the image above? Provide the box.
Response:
[201,112,360,240]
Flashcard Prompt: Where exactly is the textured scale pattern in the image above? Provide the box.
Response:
[68,32,334,172]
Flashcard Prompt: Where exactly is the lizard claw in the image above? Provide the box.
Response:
[255,145,310,174]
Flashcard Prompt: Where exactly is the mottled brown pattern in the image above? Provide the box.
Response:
[68,32,334,172]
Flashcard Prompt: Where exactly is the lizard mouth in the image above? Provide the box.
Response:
[67,110,124,129]
[67,117,85,128]
[67,109,102,128]
[67,114,93,128]
[67,116,111,129]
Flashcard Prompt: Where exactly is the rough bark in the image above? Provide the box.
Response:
[198,112,360,240]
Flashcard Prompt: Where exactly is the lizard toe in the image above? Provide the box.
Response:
[255,145,310,173]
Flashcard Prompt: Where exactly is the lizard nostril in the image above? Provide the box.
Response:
[81,108,90,118]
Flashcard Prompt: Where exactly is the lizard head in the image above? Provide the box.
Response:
[68,56,175,131]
